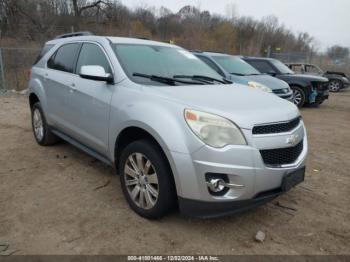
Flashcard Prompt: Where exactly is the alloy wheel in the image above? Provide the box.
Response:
[124,153,159,209]
[292,89,302,106]
[33,108,44,141]
[329,81,340,92]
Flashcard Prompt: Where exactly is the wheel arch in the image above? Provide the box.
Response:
[113,125,180,196]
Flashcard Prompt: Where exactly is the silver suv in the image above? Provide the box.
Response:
[29,33,308,219]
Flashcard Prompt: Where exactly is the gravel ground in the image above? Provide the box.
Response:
[0,91,349,255]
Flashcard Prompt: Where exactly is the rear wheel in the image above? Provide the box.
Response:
[31,102,59,146]
[329,80,342,92]
[291,86,306,107]
[119,140,176,219]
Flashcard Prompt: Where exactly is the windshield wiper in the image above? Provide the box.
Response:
[133,73,203,86]
[230,72,245,76]
[173,75,231,84]
[245,73,261,76]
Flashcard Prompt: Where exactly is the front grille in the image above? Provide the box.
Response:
[253,117,301,135]
[260,140,303,167]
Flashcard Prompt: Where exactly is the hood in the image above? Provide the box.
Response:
[238,74,290,90]
[148,83,299,129]
[279,73,329,83]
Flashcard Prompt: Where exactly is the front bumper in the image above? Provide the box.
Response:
[170,121,308,218]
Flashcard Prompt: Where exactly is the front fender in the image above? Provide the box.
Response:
[108,98,204,162]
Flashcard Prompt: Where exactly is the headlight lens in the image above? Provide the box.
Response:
[248,81,272,93]
[184,109,247,148]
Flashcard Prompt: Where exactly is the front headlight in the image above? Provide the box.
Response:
[248,81,272,93]
[184,109,247,148]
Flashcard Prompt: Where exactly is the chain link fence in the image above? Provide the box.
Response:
[0,47,40,91]
[270,51,350,74]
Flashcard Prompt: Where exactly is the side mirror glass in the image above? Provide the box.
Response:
[80,65,114,84]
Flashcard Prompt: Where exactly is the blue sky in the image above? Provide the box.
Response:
[121,0,350,51]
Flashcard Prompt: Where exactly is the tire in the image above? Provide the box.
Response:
[291,86,306,107]
[328,80,342,92]
[31,102,59,146]
[119,139,176,219]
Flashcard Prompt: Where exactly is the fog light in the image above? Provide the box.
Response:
[205,173,245,196]
[207,178,226,193]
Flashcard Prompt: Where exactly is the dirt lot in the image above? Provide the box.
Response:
[0,91,349,255]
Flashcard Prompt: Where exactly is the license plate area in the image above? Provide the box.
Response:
[282,167,305,192]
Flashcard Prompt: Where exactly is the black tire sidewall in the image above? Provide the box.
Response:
[119,140,176,219]
[292,86,306,107]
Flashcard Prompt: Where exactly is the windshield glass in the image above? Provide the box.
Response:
[212,55,260,75]
[271,60,295,74]
[113,44,224,85]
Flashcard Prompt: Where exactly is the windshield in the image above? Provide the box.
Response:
[212,55,260,75]
[113,44,224,85]
[271,60,295,74]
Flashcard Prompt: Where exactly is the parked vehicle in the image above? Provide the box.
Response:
[243,57,329,107]
[192,51,293,101]
[286,63,349,92]
[28,33,307,219]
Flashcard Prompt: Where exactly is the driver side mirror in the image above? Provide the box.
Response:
[80,65,114,84]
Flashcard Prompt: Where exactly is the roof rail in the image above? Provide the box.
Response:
[54,31,93,39]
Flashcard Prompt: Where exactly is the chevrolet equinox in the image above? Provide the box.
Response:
[28,33,308,219]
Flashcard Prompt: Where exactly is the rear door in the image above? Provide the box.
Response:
[68,42,114,155]
[45,43,81,133]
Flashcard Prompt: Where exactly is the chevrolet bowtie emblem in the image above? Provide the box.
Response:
[286,134,300,146]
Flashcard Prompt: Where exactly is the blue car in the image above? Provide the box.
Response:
[192,51,293,101]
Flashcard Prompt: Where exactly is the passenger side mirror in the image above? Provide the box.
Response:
[267,71,277,76]
[79,65,114,84]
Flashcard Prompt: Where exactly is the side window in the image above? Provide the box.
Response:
[76,43,111,75]
[291,65,304,74]
[197,56,224,76]
[305,65,318,74]
[248,60,276,74]
[34,44,54,65]
[47,43,80,73]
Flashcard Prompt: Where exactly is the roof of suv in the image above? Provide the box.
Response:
[47,35,177,48]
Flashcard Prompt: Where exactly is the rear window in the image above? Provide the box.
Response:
[33,44,54,65]
[47,43,81,73]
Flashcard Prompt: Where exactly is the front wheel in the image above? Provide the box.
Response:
[329,80,342,92]
[291,86,306,107]
[119,140,176,219]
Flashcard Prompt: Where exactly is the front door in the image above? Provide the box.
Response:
[68,42,114,155]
